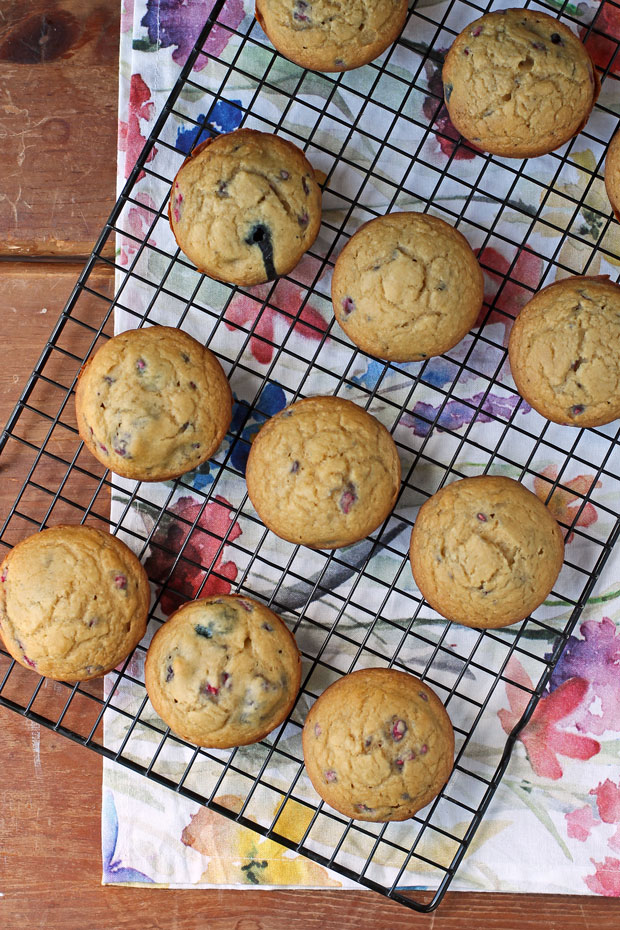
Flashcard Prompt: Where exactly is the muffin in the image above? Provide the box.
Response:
[255,0,409,73]
[508,276,620,428]
[245,395,401,549]
[409,476,564,629]
[0,525,150,681]
[331,212,483,361]
[145,594,301,748]
[605,129,620,221]
[76,326,232,481]
[302,667,454,822]
[442,9,599,158]
[169,129,322,285]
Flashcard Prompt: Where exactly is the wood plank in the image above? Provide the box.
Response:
[0,0,120,257]
[0,262,115,542]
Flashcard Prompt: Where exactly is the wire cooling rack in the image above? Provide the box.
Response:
[2,0,620,912]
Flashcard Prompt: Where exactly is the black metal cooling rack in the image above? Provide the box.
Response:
[2,0,620,912]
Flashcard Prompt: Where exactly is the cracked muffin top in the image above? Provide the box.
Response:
[169,129,322,286]
[331,212,484,362]
[145,594,301,748]
[245,395,401,550]
[255,0,409,72]
[409,475,564,629]
[0,525,150,681]
[442,9,599,158]
[76,325,232,482]
[302,667,454,822]
[509,276,620,428]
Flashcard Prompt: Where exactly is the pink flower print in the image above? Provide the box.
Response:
[145,494,241,616]
[119,192,157,266]
[565,805,600,841]
[121,0,135,33]
[476,245,544,337]
[498,657,600,780]
[591,779,620,824]
[224,279,328,365]
[533,464,601,543]
[585,857,620,896]
[118,73,157,182]
[581,4,620,76]
[550,618,620,737]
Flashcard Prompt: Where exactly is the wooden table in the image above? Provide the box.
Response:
[1,3,620,927]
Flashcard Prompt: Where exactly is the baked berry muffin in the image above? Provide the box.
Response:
[76,326,232,482]
[331,212,483,361]
[508,276,620,428]
[302,667,454,822]
[605,129,620,221]
[442,9,599,158]
[0,525,150,681]
[245,395,401,549]
[145,594,301,748]
[169,129,322,285]
[255,0,409,72]
[409,476,564,629]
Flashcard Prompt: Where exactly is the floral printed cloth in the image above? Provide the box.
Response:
[103,0,620,896]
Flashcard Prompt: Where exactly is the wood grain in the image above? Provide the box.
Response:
[0,0,120,257]
[0,263,114,545]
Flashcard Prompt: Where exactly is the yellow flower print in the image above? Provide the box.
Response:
[181,794,341,887]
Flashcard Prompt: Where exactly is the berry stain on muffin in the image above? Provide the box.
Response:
[245,222,276,281]
[391,718,407,741]
[339,482,357,514]
[293,0,311,25]
[195,623,213,639]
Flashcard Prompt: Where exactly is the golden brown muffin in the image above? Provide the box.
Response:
[442,9,599,158]
[0,525,150,681]
[508,276,620,428]
[245,395,401,549]
[331,212,483,361]
[145,595,301,748]
[76,326,232,482]
[302,668,454,822]
[255,0,409,72]
[409,476,564,629]
[605,129,620,221]
[169,129,322,285]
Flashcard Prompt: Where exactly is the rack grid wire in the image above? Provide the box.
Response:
[2,0,620,912]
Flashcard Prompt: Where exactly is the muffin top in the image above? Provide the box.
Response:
[245,395,401,549]
[145,595,301,748]
[442,9,599,158]
[255,0,409,72]
[76,326,232,481]
[509,276,620,428]
[410,475,564,628]
[0,525,150,681]
[332,212,483,361]
[169,129,322,286]
[302,667,454,822]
